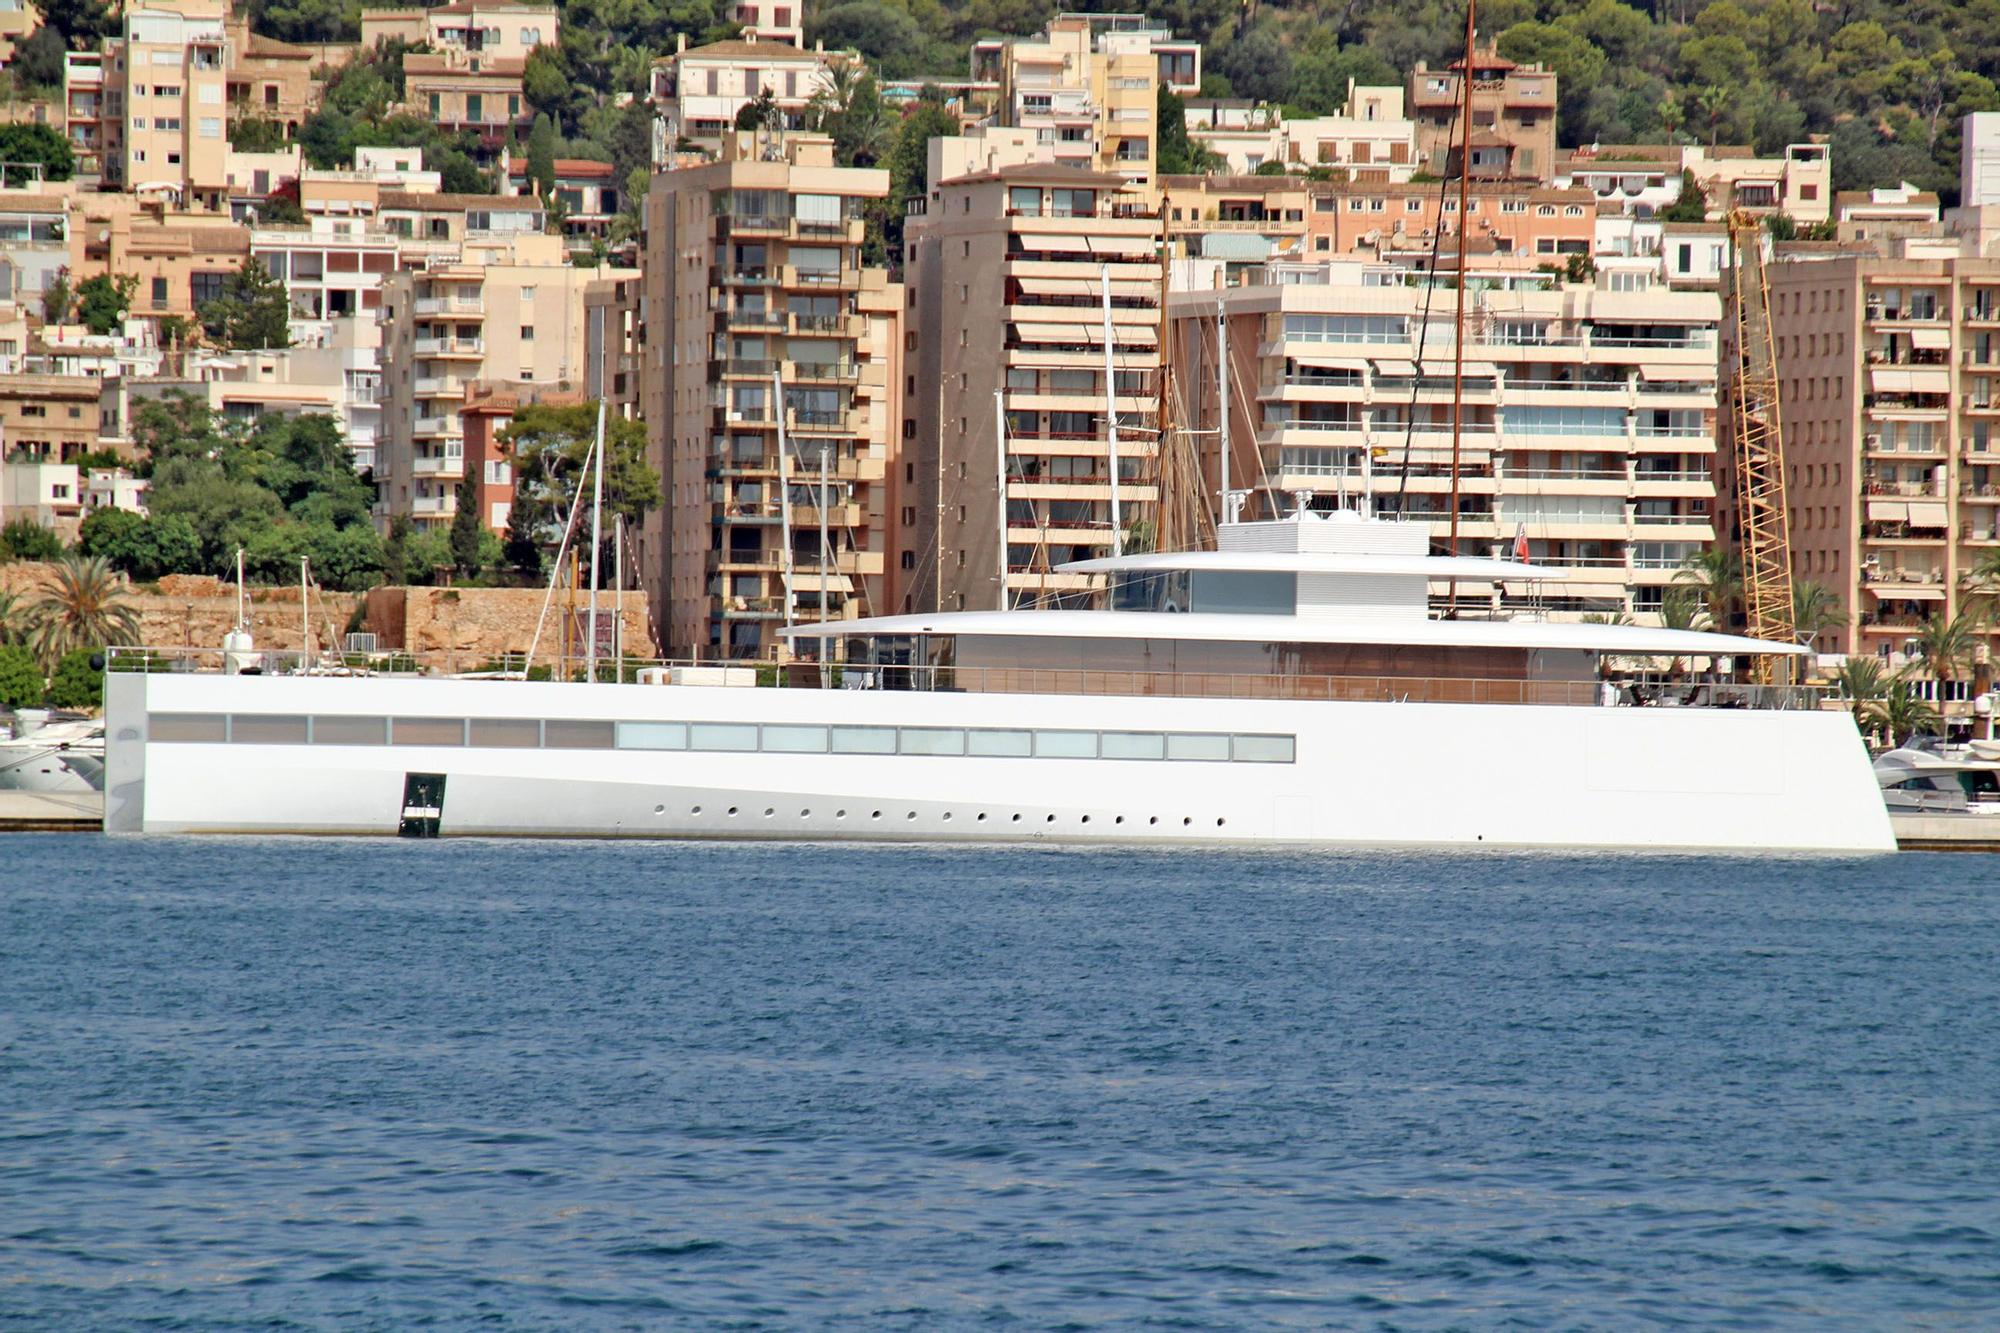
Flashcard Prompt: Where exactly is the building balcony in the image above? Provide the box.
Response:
[414,296,483,317]
[412,455,464,477]
[414,415,460,438]
[414,336,483,358]
[785,266,861,290]
[415,376,465,398]
[721,358,781,379]
[411,493,457,515]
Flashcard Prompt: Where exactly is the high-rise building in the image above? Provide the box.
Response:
[375,233,637,530]
[1168,254,1722,622]
[902,163,1164,613]
[969,14,1200,184]
[1754,236,2000,714]
[113,0,231,208]
[639,131,902,659]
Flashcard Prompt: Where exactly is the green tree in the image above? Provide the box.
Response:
[1832,655,1888,735]
[734,88,779,133]
[502,404,660,574]
[1675,548,1742,626]
[78,508,204,582]
[1913,608,1983,694]
[11,26,66,94]
[1,518,64,562]
[25,553,141,669]
[198,258,293,350]
[1659,170,1710,223]
[382,513,413,585]
[29,0,116,47]
[1791,579,1846,653]
[1872,674,1941,748]
[0,590,23,645]
[0,644,40,709]
[449,478,485,578]
[43,646,101,710]
[74,273,135,336]
[0,123,74,184]
[883,99,960,254]
[527,112,559,200]
[41,266,72,325]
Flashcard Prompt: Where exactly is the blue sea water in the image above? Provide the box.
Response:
[2,837,1999,1329]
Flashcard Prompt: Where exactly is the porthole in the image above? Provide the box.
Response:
[1080,815,1091,824]
[691,805,703,815]
[942,812,952,821]
[836,809,847,818]
[906,811,917,820]
[1183,817,1193,826]
[727,806,738,816]
[976,813,987,822]
[801,809,811,818]
[1114,815,1124,825]
[1148,816,1159,825]
[871,810,882,820]
[764,807,775,818]
[1011,813,1022,823]
[654,804,664,814]
[1216,817,1226,827]
[1045,814,1056,823]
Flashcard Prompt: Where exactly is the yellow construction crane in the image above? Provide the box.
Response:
[1722,209,1797,679]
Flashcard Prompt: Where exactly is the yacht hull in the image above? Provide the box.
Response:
[104,673,1894,852]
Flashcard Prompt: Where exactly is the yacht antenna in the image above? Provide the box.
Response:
[235,547,247,631]
[1446,0,1476,618]
[994,389,1008,609]
[1101,262,1122,557]
[299,556,310,671]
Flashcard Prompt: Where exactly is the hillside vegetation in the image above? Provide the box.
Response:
[247,0,2000,203]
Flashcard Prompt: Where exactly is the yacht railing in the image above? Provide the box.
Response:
[103,648,1824,711]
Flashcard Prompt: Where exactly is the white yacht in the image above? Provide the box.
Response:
[1874,738,2000,816]
[0,711,106,795]
[101,507,1893,851]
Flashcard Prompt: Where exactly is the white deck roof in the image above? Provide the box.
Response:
[779,609,1808,656]
[1057,551,1571,580]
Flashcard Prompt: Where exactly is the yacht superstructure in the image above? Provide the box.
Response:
[102,507,1894,851]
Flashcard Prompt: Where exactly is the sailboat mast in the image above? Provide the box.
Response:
[775,369,795,643]
[1217,307,1231,524]
[1447,0,1477,614]
[586,308,607,683]
[994,389,1008,610]
[1102,262,1122,557]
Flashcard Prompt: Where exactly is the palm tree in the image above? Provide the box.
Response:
[1653,586,1708,676]
[0,590,24,646]
[1912,608,1983,699]
[1696,84,1730,148]
[1872,674,1942,748]
[1970,547,2000,609]
[1790,579,1846,655]
[25,554,141,670]
[1831,655,1888,734]
[1675,549,1741,627]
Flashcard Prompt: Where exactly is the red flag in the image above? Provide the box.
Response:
[1512,523,1529,563]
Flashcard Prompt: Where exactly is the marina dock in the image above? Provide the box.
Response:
[0,791,102,833]
[1891,815,2000,853]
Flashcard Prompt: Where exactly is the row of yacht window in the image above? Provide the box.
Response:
[145,713,1297,764]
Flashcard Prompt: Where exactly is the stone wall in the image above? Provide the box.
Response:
[1,562,655,662]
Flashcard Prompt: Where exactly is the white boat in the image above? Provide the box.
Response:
[0,711,106,795]
[101,506,1894,851]
[1874,738,2000,817]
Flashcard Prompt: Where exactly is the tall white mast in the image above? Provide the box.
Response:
[994,389,1008,609]
[1101,262,1122,557]
[298,556,310,671]
[585,307,606,683]
[817,440,830,687]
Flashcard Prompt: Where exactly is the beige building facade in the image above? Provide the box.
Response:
[1409,40,1557,184]
[640,131,901,659]
[903,163,1164,613]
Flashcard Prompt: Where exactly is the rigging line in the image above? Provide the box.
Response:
[1385,71,1466,519]
[1213,289,1283,521]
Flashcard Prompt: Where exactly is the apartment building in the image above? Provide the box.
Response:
[639,131,902,658]
[649,37,836,154]
[727,0,802,47]
[0,459,83,536]
[1755,238,2000,706]
[0,194,70,312]
[403,50,533,149]
[62,51,118,185]
[376,232,636,528]
[64,194,249,330]
[969,13,1199,183]
[0,373,103,462]
[114,0,232,208]
[505,157,621,243]
[251,216,397,340]
[222,16,322,135]
[1186,85,1417,180]
[1835,184,1942,246]
[1409,39,1557,183]
[583,272,640,420]
[1557,142,1832,226]
[1160,176,1598,272]
[902,163,1163,613]
[1167,254,1721,621]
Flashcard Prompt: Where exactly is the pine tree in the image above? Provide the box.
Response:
[198,258,292,350]
[449,479,483,579]
[527,113,558,201]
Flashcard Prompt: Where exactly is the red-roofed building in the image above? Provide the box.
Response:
[1409,37,1557,183]
[506,157,621,242]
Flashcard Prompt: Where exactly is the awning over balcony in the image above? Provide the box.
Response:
[1014,275,1154,300]
[1910,327,1951,350]
[1869,582,1944,599]
[1866,500,1908,521]
[1908,500,1950,527]
[1639,361,1716,381]
[1290,352,1370,371]
[1015,231,1155,256]
[1871,366,1951,393]
[1372,358,1417,376]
